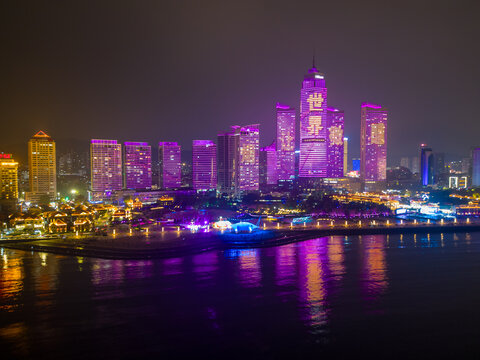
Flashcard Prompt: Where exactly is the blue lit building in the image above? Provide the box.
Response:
[420,144,434,186]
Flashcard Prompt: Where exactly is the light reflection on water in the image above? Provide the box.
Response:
[1,232,480,358]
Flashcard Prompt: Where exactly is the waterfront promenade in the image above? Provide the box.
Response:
[2,220,480,259]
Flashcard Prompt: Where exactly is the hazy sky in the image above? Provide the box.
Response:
[1,0,479,162]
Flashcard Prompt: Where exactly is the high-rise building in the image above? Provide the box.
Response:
[299,63,328,178]
[352,158,361,172]
[192,140,217,191]
[260,141,278,187]
[343,137,348,176]
[123,142,152,190]
[237,124,260,191]
[158,142,181,189]
[471,147,480,187]
[420,144,435,186]
[217,126,240,193]
[0,154,18,200]
[276,103,295,182]
[27,131,56,202]
[90,139,123,200]
[360,103,388,182]
[400,157,410,170]
[411,156,420,174]
[326,107,344,178]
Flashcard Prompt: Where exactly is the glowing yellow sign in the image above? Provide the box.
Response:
[329,125,343,145]
[307,93,324,111]
[307,116,323,136]
[371,123,385,145]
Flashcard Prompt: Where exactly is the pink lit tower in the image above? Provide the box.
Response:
[123,142,152,189]
[299,59,328,177]
[90,139,123,201]
[158,142,181,189]
[192,140,217,191]
[327,107,345,178]
[360,103,388,183]
[276,103,296,182]
[237,124,260,192]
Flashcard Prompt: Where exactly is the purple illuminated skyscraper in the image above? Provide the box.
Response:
[123,142,152,190]
[276,103,296,182]
[217,126,240,193]
[299,62,328,177]
[238,124,260,191]
[158,142,181,189]
[192,140,217,191]
[260,141,278,187]
[327,107,345,178]
[90,139,123,200]
[360,103,388,182]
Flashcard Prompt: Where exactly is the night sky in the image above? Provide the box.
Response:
[1,0,479,163]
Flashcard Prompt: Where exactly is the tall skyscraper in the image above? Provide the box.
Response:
[192,140,217,191]
[326,107,344,178]
[158,142,181,189]
[260,141,278,187]
[420,144,434,186]
[90,140,123,200]
[299,62,328,178]
[123,142,152,190]
[276,103,295,182]
[0,154,18,200]
[217,126,240,193]
[343,137,348,176]
[360,103,388,182]
[28,131,56,202]
[238,124,260,191]
[471,147,480,187]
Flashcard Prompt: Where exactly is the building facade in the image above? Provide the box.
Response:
[420,145,434,186]
[192,140,217,191]
[0,154,18,200]
[276,103,296,182]
[90,139,123,200]
[28,131,56,202]
[472,147,480,187]
[158,142,181,189]
[327,107,345,178]
[237,124,260,191]
[217,127,240,193]
[123,142,152,190]
[360,103,388,182]
[260,141,278,187]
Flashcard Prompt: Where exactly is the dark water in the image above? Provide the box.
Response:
[2,232,480,359]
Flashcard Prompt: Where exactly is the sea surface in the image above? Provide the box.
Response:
[2,232,480,359]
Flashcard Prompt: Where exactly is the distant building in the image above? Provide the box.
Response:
[326,107,344,178]
[158,142,181,189]
[471,147,480,187]
[276,103,295,182]
[217,126,240,193]
[90,139,123,201]
[352,158,360,172]
[420,144,434,186]
[237,124,260,192]
[192,140,217,191]
[343,137,348,176]
[299,62,328,178]
[360,103,387,182]
[260,141,278,187]
[0,154,18,200]
[123,142,152,190]
[400,157,410,170]
[27,131,57,203]
[411,156,420,174]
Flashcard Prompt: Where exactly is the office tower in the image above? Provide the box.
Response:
[90,140,123,199]
[299,62,328,177]
[276,103,295,182]
[27,131,56,202]
[326,107,344,178]
[123,142,152,190]
[260,141,278,187]
[420,144,434,186]
[352,158,361,172]
[0,154,18,200]
[192,140,217,191]
[400,157,410,170]
[411,156,420,174]
[471,147,480,187]
[343,137,348,176]
[360,103,388,182]
[461,157,471,174]
[158,142,181,189]
[217,126,240,193]
[237,124,260,191]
